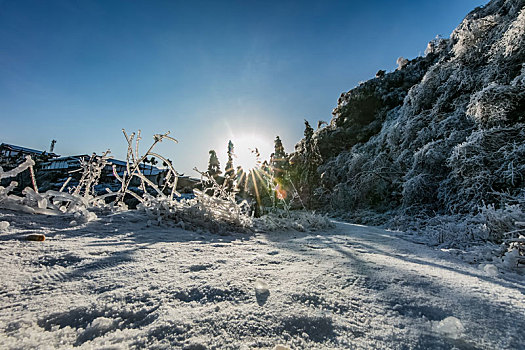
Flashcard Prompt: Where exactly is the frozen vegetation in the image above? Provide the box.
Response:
[1,0,524,348]
[291,0,525,254]
[0,130,332,235]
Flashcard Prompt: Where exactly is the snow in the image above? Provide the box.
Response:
[1,209,524,349]
[0,221,9,230]
[483,264,499,277]
[433,316,465,340]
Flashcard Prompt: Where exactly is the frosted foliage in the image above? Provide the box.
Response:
[137,189,253,233]
[0,156,97,223]
[480,204,525,241]
[0,129,332,235]
[443,127,525,213]
[492,7,525,56]
[72,152,109,200]
[451,14,499,59]
[300,0,525,245]
[466,82,525,126]
[99,131,256,233]
[396,57,408,70]
[424,36,449,56]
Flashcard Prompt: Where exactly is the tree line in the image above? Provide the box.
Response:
[205,120,322,215]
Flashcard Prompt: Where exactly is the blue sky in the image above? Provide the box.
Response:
[0,0,486,174]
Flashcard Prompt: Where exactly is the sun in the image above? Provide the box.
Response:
[230,134,273,171]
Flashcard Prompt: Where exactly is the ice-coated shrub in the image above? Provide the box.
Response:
[396,57,408,70]
[72,152,110,200]
[425,35,449,56]
[291,0,525,245]
[490,6,525,57]
[466,82,525,126]
[137,190,253,233]
[0,156,97,222]
[393,213,486,246]
[479,203,525,241]
[451,13,499,60]
[441,126,525,212]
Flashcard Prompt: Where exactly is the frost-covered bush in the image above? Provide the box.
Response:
[451,13,499,60]
[396,57,408,70]
[490,6,525,57]
[99,130,252,233]
[137,190,253,233]
[392,213,485,245]
[72,152,110,200]
[479,203,525,241]
[466,82,525,126]
[292,0,525,245]
[424,35,449,56]
[136,168,253,233]
[441,126,525,212]
[0,156,97,223]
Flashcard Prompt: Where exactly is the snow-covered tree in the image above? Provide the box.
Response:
[224,140,235,192]
[271,136,287,181]
[207,150,221,178]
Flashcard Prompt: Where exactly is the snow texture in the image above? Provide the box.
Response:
[0,209,523,349]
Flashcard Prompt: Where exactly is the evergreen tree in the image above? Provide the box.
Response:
[304,119,314,142]
[207,150,221,178]
[224,140,235,192]
[303,120,322,208]
[271,136,287,181]
[289,119,322,209]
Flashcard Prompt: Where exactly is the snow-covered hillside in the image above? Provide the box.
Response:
[1,209,523,349]
[292,0,525,243]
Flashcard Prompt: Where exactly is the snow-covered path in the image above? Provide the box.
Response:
[0,209,523,349]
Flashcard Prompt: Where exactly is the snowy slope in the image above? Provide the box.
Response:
[1,209,523,349]
[292,0,525,241]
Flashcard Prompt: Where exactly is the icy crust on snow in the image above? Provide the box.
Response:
[293,0,525,247]
[0,210,524,349]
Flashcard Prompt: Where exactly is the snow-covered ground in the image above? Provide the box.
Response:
[0,208,524,349]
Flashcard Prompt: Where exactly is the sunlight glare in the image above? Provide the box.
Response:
[228,133,273,171]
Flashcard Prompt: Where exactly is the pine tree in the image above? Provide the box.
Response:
[207,150,221,178]
[224,140,235,192]
[291,120,322,209]
[271,136,287,181]
[304,119,314,142]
